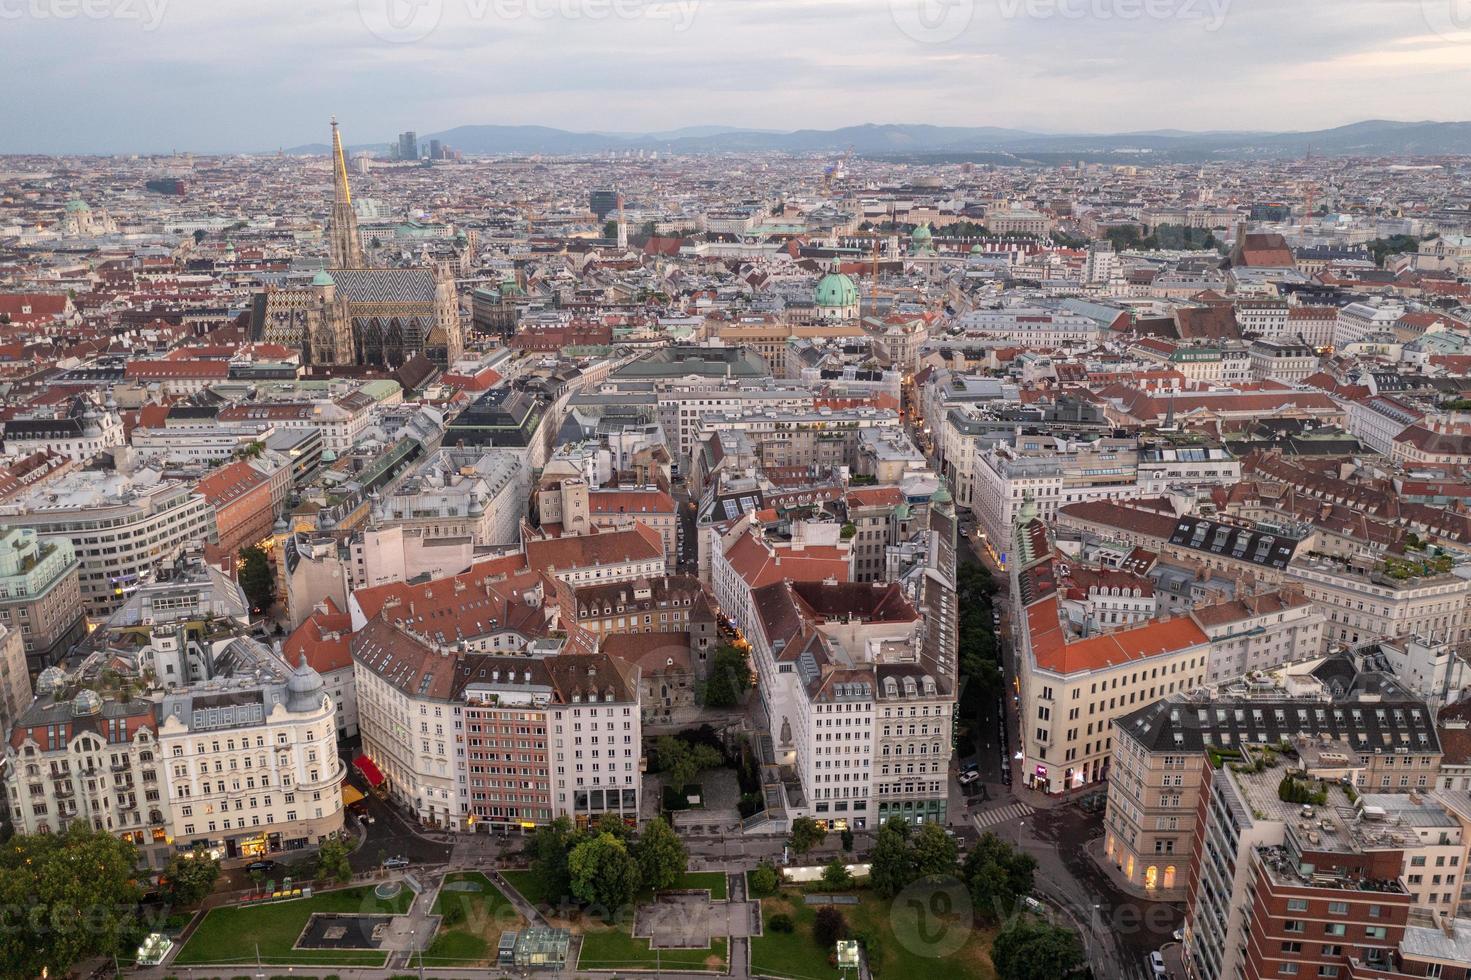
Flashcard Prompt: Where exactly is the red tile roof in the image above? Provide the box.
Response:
[283,597,354,674]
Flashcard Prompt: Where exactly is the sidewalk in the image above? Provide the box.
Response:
[1085,837,1187,904]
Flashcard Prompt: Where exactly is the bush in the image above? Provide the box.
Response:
[749,862,780,897]
[852,929,883,970]
[769,913,795,933]
[813,907,848,948]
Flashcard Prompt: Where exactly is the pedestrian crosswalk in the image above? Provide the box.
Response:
[973,802,1034,832]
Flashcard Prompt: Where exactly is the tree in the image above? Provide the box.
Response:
[603,220,618,239]
[239,545,276,614]
[656,736,723,791]
[749,862,780,896]
[636,817,687,893]
[813,906,848,948]
[964,833,1037,924]
[0,824,143,979]
[870,817,916,898]
[531,816,578,904]
[702,644,752,708]
[912,823,959,879]
[840,828,854,853]
[568,832,642,920]
[788,816,826,855]
[991,918,1086,980]
[822,857,853,889]
[162,848,221,906]
[316,836,353,883]
[192,228,207,244]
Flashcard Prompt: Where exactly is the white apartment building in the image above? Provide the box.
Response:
[130,421,277,464]
[158,650,345,861]
[1346,396,1424,455]
[3,397,126,464]
[1247,339,1319,382]
[745,577,953,830]
[954,307,1105,345]
[374,447,529,549]
[0,472,215,618]
[3,634,345,869]
[351,616,643,831]
[1335,300,1407,349]
[1286,558,1471,652]
[1233,300,1290,339]
[1192,592,1326,684]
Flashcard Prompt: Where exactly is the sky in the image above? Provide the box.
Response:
[2,0,1470,153]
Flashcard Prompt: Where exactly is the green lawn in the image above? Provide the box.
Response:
[423,871,525,967]
[751,890,997,980]
[577,926,728,972]
[500,867,564,910]
[671,870,729,900]
[750,896,841,980]
[173,884,414,966]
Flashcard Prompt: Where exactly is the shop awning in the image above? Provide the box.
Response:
[341,784,365,807]
[353,755,385,788]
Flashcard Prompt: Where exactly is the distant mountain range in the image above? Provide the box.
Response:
[280,119,1471,161]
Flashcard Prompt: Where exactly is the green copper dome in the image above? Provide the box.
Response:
[64,199,90,213]
[312,270,335,287]
[911,223,933,243]
[932,483,952,505]
[970,243,984,254]
[814,272,858,309]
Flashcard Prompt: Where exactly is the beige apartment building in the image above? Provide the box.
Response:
[1105,659,1443,899]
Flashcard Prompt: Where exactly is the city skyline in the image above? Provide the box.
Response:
[3,0,1470,153]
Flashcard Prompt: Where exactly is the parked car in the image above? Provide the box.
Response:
[246,860,279,875]
[958,770,981,786]
[1149,951,1168,977]
[382,856,410,870]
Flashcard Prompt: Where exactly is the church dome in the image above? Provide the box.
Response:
[911,223,933,244]
[932,482,952,506]
[970,243,984,254]
[312,270,336,288]
[815,272,858,309]
[285,654,325,712]
[64,199,91,213]
[500,279,524,297]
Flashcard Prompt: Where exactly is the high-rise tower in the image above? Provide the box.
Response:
[328,118,364,269]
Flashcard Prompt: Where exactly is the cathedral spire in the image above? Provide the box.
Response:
[328,117,364,268]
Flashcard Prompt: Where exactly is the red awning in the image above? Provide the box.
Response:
[353,755,385,788]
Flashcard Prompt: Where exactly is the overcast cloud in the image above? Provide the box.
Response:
[1,0,1467,153]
